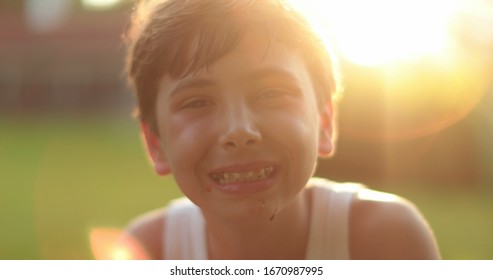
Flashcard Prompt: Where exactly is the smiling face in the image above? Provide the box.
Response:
[143,32,333,223]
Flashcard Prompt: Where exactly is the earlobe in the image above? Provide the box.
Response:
[140,122,171,176]
[318,102,335,158]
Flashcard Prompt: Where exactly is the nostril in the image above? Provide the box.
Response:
[221,131,261,149]
[219,116,262,148]
[245,139,257,146]
[224,141,236,148]
[223,138,256,148]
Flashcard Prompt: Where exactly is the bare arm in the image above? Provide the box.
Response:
[124,208,166,260]
[350,190,440,259]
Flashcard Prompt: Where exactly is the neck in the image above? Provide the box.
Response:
[204,189,312,260]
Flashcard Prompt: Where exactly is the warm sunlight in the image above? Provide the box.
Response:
[288,0,461,66]
[288,0,492,141]
[81,0,123,10]
[89,228,150,260]
[357,188,400,203]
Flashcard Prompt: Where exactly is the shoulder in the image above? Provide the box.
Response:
[125,207,167,260]
[349,188,440,259]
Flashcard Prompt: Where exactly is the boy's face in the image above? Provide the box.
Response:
[143,31,333,223]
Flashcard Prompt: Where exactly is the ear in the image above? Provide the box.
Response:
[140,122,171,176]
[318,101,335,158]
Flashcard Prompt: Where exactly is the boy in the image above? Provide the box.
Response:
[123,0,440,259]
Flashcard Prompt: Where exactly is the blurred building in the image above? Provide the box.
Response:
[0,0,133,116]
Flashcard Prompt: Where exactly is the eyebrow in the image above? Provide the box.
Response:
[247,67,300,83]
[169,67,300,97]
[169,78,216,97]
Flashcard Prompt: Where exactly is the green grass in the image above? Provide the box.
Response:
[0,117,492,259]
[0,116,182,259]
[395,186,493,260]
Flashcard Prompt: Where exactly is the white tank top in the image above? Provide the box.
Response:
[164,178,363,259]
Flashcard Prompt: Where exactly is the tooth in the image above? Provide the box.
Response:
[212,166,274,184]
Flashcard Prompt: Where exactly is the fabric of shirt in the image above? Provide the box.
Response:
[164,178,363,259]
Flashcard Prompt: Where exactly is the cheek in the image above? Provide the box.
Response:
[264,109,320,167]
[267,107,319,143]
[159,113,214,170]
[288,116,320,181]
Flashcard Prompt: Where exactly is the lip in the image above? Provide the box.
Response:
[208,161,279,195]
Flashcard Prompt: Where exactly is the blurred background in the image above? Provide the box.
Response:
[0,0,492,259]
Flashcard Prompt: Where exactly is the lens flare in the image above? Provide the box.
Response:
[81,0,123,10]
[341,58,489,142]
[287,0,491,141]
[287,0,461,66]
[89,228,150,260]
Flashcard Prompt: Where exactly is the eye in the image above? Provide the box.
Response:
[181,98,214,109]
[259,89,288,99]
[257,87,298,104]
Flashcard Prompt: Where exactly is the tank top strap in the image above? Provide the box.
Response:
[163,198,208,259]
[305,178,363,259]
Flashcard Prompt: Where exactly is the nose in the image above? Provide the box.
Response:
[218,105,262,149]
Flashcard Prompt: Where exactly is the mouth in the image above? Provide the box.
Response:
[210,166,275,185]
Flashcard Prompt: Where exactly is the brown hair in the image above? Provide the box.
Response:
[125,0,341,132]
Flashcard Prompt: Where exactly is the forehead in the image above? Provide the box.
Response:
[162,31,313,91]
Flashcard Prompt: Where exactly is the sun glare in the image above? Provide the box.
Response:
[89,228,150,260]
[288,0,461,66]
[287,0,491,142]
[81,0,123,10]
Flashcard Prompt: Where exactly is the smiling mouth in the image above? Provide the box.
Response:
[210,166,275,184]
